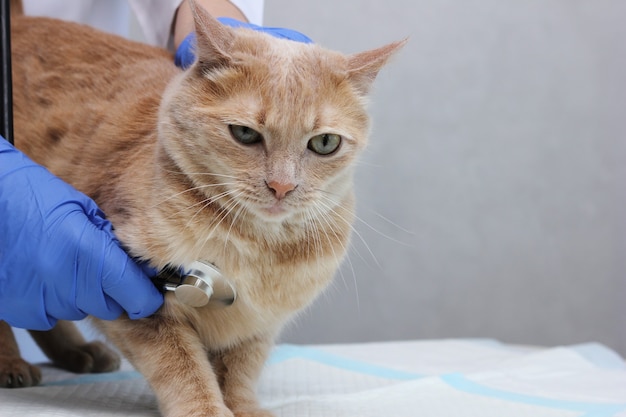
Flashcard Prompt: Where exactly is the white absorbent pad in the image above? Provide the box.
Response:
[0,339,625,417]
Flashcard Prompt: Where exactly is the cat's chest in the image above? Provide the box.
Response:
[238,258,336,310]
[186,251,338,348]
[201,228,344,312]
[154,214,350,347]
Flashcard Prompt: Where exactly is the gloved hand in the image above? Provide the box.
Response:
[175,17,313,69]
[0,138,163,330]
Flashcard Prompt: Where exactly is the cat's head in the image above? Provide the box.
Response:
[158,3,404,225]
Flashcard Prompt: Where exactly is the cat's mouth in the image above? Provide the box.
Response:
[241,191,301,221]
[255,200,298,222]
[263,202,288,216]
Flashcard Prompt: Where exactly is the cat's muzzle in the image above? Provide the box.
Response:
[153,261,236,308]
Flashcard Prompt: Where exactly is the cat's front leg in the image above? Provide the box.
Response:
[100,315,234,417]
[0,321,41,387]
[29,320,120,374]
[213,334,275,417]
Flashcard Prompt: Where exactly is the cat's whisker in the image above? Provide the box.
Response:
[368,210,415,236]
[307,204,360,312]
[352,159,384,168]
[150,181,239,210]
[184,188,238,228]
[308,204,347,263]
[303,209,323,272]
[304,210,320,265]
[194,189,241,229]
[222,201,246,253]
[161,168,238,180]
[160,187,234,223]
[316,190,414,249]
[315,196,381,270]
[197,191,246,256]
[303,209,329,292]
[351,213,414,249]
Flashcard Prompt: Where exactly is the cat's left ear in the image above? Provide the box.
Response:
[187,0,235,69]
[347,39,407,95]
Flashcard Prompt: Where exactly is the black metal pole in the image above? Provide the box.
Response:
[1,0,14,145]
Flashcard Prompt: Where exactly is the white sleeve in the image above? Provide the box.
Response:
[229,0,264,26]
[23,0,133,38]
[128,0,265,48]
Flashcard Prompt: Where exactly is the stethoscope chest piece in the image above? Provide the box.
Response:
[155,261,236,308]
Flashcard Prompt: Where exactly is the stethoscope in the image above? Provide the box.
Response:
[0,3,236,309]
[154,261,237,308]
[1,0,14,145]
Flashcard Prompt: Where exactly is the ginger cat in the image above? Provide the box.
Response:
[1,1,404,416]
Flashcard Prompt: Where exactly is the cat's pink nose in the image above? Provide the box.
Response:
[266,180,297,200]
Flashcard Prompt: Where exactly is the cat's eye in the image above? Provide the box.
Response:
[229,125,263,145]
[307,134,342,156]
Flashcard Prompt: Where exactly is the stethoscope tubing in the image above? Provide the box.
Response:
[1,0,14,145]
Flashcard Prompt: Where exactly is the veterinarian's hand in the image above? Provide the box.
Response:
[0,139,163,330]
[175,18,313,68]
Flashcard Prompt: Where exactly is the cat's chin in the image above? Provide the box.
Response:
[256,202,295,222]
[265,204,286,216]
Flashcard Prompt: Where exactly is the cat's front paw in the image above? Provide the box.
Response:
[233,408,275,417]
[167,404,235,417]
[55,341,120,374]
[0,355,42,388]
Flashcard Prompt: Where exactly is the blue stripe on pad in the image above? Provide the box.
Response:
[442,373,626,417]
[41,370,143,387]
[41,344,420,387]
[268,344,421,381]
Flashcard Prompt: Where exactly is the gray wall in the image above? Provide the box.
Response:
[265,1,626,354]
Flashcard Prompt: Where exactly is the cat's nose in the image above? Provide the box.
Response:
[266,180,297,200]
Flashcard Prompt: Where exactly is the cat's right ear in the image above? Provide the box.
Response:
[347,39,407,96]
[187,0,235,69]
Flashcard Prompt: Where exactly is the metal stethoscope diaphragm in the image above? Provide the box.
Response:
[153,261,236,308]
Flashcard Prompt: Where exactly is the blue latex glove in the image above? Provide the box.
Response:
[175,17,313,69]
[0,138,163,330]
